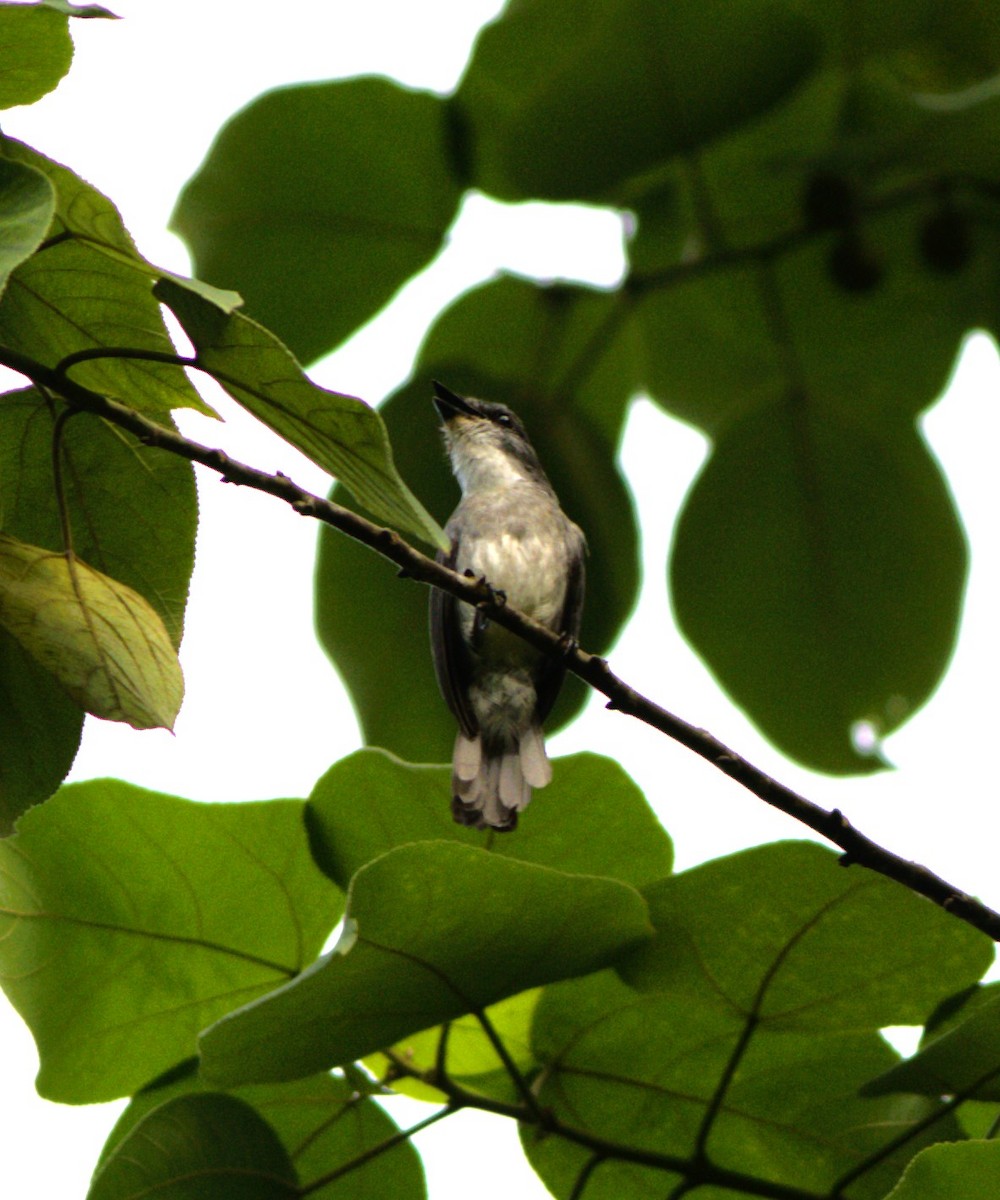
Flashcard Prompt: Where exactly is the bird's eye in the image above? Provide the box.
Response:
[496,413,512,428]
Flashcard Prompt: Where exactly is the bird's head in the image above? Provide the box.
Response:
[432,381,551,495]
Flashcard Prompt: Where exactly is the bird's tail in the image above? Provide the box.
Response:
[451,725,552,831]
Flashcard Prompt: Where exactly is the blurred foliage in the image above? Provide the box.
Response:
[176,0,1000,772]
[1,3,1000,1199]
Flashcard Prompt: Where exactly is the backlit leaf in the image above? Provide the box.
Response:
[199,841,652,1086]
[0,781,341,1102]
[0,533,183,730]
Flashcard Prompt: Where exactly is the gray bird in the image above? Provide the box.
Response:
[429,381,586,831]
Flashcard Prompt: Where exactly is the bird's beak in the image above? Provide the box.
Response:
[432,380,477,423]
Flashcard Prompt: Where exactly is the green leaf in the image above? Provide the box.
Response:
[526,968,954,1200]
[154,278,445,548]
[306,749,672,888]
[40,1,118,17]
[0,388,196,820]
[171,78,463,364]
[315,280,640,761]
[88,1093,296,1200]
[0,390,195,645]
[522,838,989,1194]
[0,3,72,109]
[0,139,212,415]
[670,409,967,772]
[882,1140,1000,1200]
[621,841,992,1028]
[199,841,652,1086]
[0,533,183,730]
[0,781,342,1102]
[0,631,81,832]
[863,985,1000,1101]
[457,0,821,201]
[0,157,55,299]
[368,988,542,1106]
[100,1073,425,1200]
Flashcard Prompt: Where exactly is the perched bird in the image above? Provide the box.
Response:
[429,381,586,831]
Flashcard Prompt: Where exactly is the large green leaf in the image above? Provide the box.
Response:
[0,631,81,832]
[88,1093,296,1200]
[0,2,72,109]
[621,53,996,772]
[882,1140,1000,1200]
[526,969,955,1200]
[863,985,1000,1102]
[523,840,987,1199]
[670,408,967,772]
[0,388,196,820]
[155,279,444,548]
[456,0,821,201]
[306,748,672,888]
[0,781,342,1102]
[0,388,195,644]
[621,842,992,1025]
[199,841,652,1086]
[304,748,670,1106]
[0,139,211,415]
[172,78,463,365]
[0,532,183,729]
[100,1072,425,1200]
[0,157,54,299]
[315,279,640,762]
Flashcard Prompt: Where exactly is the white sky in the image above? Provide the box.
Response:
[1,2,999,1195]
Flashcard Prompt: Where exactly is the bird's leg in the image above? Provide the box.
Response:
[466,570,506,647]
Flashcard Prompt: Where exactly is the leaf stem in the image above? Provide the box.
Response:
[474,1005,547,1125]
[296,1104,455,1197]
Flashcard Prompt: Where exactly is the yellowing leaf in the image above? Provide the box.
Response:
[0,534,183,730]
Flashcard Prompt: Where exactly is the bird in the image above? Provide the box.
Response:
[429,381,586,832]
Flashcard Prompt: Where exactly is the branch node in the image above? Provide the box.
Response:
[291,497,317,516]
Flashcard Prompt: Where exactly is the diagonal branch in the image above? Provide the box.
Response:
[1,341,998,942]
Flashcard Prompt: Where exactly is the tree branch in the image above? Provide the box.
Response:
[2,342,998,942]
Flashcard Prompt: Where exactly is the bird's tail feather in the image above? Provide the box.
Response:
[451,727,551,831]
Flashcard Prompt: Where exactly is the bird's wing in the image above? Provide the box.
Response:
[535,523,586,724]
[429,536,478,738]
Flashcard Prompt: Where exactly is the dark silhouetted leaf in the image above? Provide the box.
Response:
[670,409,966,772]
[172,78,463,364]
[457,0,821,201]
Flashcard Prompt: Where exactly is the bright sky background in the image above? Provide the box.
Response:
[1,2,999,1195]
